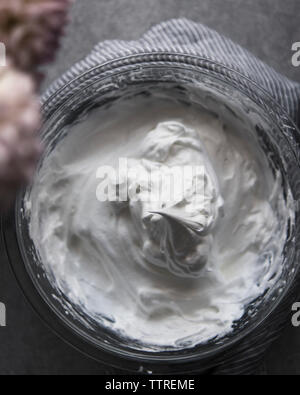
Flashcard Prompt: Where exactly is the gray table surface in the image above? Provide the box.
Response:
[1,0,300,375]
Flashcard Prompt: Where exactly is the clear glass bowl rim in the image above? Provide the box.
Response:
[3,53,300,372]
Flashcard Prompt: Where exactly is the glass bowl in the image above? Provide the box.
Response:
[3,54,300,374]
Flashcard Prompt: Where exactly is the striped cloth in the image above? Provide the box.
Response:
[45,18,300,126]
[43,18,300,375]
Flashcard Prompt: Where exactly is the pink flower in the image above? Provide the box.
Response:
[0,0,73,75]
[0,63,41,209]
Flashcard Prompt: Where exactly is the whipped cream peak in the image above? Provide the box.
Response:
[117,121,224,278]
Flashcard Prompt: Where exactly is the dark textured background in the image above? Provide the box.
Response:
[1,0,300,375]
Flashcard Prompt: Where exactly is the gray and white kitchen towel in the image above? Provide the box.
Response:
[43,18,300,375]
[45,18,300,125]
